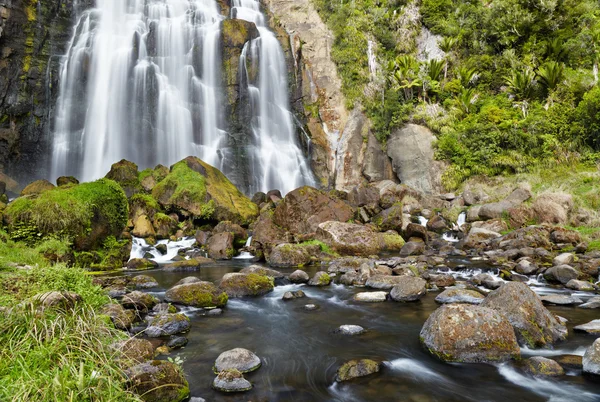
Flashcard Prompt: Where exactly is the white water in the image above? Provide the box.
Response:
[233,235,254,260]
[130,236,196,263]
[51,0,314,195]
[417,216,428,226]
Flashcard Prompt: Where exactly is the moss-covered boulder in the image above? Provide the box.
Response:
[266,243,318,267]
[152,156,258,224]
[121,291,159,313]
[56,176,79,187]
[219,273,274,297]
[163,257,213,272]
[153,213,178,239]
[127,258,159,271]
[3,179,128,250]
[207,232,235,260]
[336,359,380,382]
[112,339,155,364]
[523,356,565,376]
[164,281,228,307]
[20,179,55,196]
[105,159,141,198]
[420,304,520,363]
[372,204,403,231]
[132,215,155,238]
[125,360,189,402]
[316,221,402,256]
[146,313,191,337]
[139,165,169,192]
[101,303,136,330]
[308,271,331,286]
[129,193,161,221]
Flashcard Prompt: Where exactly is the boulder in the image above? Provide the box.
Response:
[420,304,520,363]
[366,275,410,290]
[574,320,600,334]
[20,179,55,196]
[478,188,531,220]
[214,348,261,373]
[112,339,155,363]
[165,282,228,307]
[266,243,316,267]
[471,219,508,234]
[239,265,283,278]
[272,186,354,234]
[125,361,189,402]
[153,213,177,239]
[566,280,595,291]
[550,227,582,245]
[316,221,401,256]
[102,303,136,330]
[543,265,580,284]
[127,258,159,271]
[353,292,387,302]
[389,277,427,302]
[105,160,141,198]
[131,275,158,289]
[146,313,191,337]
[152,156,258,224]
[213,221,247,241]
[282,290,306,300]
[434,288,485,304]
[337,325,366,335]
[579,296,600,309]
[31,291,82,311]
[121,291,158,313]
[404,223,428,242]
[553,253,575,266]
[462,227,501,249]
[307,271,331,286]
[56,176,79,187]
[132,215,155,238]
[212,369,252,392]
[347,185,380,207]
[583,338,600,375]
[252,209,288,247]
[153,303,177,314]
[532,193,573,225]
[426,215,449,233]
[539,295,583,305]
[515,259,538,275]
[219,273,274,297]
[426,273,455,288]
[480,282,567,348]
[289,270,310,283]
[371,204,403,231]
[335,359,380,382]
[207,232,235,260]
[523,356,565,376]
[163,258,213,272]
[399,240,425,256]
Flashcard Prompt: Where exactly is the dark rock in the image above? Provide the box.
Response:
[127,258,159,271]
[167,336,188,349]
[56,176,79,186]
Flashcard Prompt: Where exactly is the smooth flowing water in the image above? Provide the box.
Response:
[124,255,600,402]
[51,0,314,194]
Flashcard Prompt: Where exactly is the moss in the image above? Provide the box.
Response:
[381,233,406,251]
[4,179,128,249]
[301,239,339,257]
[318,272,331,286]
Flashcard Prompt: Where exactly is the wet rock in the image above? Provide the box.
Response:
[112,338,155,364]
[163,257,213,272]
[566,279,595,291]
[316,221,397,256]
[207,232,235,260]
[289,270,310,283]
[167,336,188,349]
[515,259,538,275]
[389,277,427,302]
[282,290,306,300]
[553,253,575,266]
[146,313,191,337]
[523,356,564,376]
[212,369,252,393]
[426,273,455,288]
[463,228,502,249]
[273,186,354,235]
[583,338,600,375]
[131,275,158,289]
[121,291,158,313]
[207,308,223,316]
[353,291,387,302]
[102,303,136,330]
[335,359,380,382]
[420,304,520,363]
[337,325,365,335]
[32,291,82,312]
[240,265,283,278]
[127,258,159,271]
[308,271,331,286]
[579,297,600,309]
[156,244,168,255]
[552,354,583,370]
[434,288,485,304]
[266,243,316,268]
[132,215,155,238]
[539,295,583,305]
[574,320,600,334]
[214,348,261,373]
[219,273,274,297]
[165,282,228,307]
[480,282,567,348]
[125,360,189,401]
[543,265,580,284]
[366,275,410,290]
[304,304,319,311]
[399,240,425,256]
[174,276,202,286]
[152,303,177,314]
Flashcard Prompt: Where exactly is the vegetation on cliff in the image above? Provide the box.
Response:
[313,0,600,188]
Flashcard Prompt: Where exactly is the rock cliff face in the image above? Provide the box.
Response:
[0,0,84,184]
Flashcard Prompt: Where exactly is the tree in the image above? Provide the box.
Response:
[457,66,478,88]
[439,36,457,79]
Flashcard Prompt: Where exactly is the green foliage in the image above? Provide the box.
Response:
[0,231,49,271]
[301,239,339,257]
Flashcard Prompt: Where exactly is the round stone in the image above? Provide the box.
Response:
[214,348,261,373]
[337,325,365,335]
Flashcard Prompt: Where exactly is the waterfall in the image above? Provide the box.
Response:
[51,0,314,195]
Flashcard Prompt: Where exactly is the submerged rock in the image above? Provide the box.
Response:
[389,277,427,302]
[165,282,228,307]
[480,282,567,348]
[335,359,380,382]
[434,288,485,305]
[420,304,520,363]
[524,356,564,376]
[125,360,189,402]
[219,273,274,297]
[212,369,252,393]
[583,338,600,375]
[337,325,365,335]
[167,336,188,350]
[353,291,387,302]
[163,257,213,272]
[214,348,261,373]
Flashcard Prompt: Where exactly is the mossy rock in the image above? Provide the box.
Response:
[523,356,565,376]
[163,257,213,272]
[105,159,141,198]
[56,176,79,187]
[3,179,128,250]
[336,359,380,382]
[165,281,228,307]
[265,243,318,267]
[20,179,55,196]
[152,156,258,225]
[125,360,190,402]
[219,273,274,297]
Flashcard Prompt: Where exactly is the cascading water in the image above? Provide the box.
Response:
[51,0,314,195]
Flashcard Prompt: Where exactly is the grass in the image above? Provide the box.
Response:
[301,239,340,257]
[0,230,49,271]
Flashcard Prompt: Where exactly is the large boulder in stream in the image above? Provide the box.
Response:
[214,348,261,373]
[273,186,354,235]
[389,277,427,302]
[420,304,520,363]
[125,360,190,402]
[152,156,258,224]
[145,313,191,337]
[266,243,318,267]
[219,273,274,297]
[315,221,404,256]
[480,282,567,348]
[583,338,600,375]
[3,179,128,251]
[165,282,228,307]
[335,359,381,382]
[207,232,235,260]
